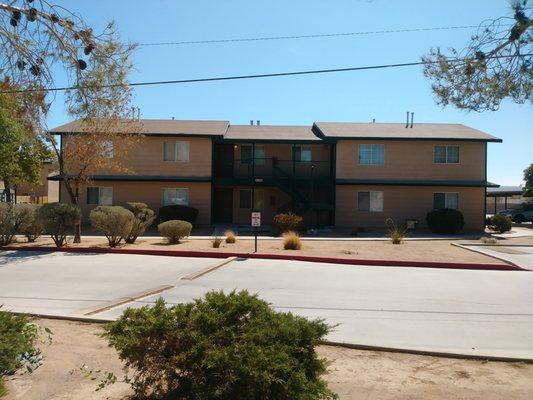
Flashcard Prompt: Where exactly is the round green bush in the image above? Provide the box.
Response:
[90,206,134,248]
[124,202,155,244]
[37,203,81,247]
[158,220,192,244]
[103,291,336,400]
[17,204,44,242]
[426,208,465,234]
[487,214,512,233]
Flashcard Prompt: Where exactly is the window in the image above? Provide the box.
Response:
[433,192,459,209]
[240,145,265,165]
[163,188,189,206]
[434,146,459,164]
[86,187,113,205]
[358,144,384,165]
[163,141,190,162]
[358,191,383,212]
[101,140,114,159]
[293,146,312,162]
[239,189,264,210]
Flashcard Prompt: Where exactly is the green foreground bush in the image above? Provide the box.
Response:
[273,212,304,233]
[38,203,81,247]
[103,291,336,400]
[90,205,134,248]
[487,214,512,233]
[158,220,192,244]
[0,203,20,245]
[124,202,155,244]
[426,208,465,234]
[17,204,43,242]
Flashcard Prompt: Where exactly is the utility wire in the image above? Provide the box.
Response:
[138,25,490,47]
[1,54,530,94]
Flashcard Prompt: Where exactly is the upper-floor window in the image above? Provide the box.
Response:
[433,192,459,209]
[434,145,459,164]
[358,144,384,165]
[163,188,189,206]
[293,146,312,162]
[358,191,383,212]
[239,189,264,210]
[240,145,265,166]
[101,140,114,159]
[87,187,113,205]
[163,141,189,162]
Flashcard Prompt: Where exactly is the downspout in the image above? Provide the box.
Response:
[484,142,488,227]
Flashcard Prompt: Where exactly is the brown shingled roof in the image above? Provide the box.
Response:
[50,119,229,136]
[225,125,321,141]
[313,122,501,142]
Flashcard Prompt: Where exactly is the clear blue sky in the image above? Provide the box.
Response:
[47,0,532,185]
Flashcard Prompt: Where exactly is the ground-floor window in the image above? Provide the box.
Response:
[239,189,264,210]
[357,191,383,212]
[433,192,459,209]
[163,188,189,206]
[86,187,113,205]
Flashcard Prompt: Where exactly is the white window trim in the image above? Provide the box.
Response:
[162,187,189,206]
[163,141,190,163]
[357,144,385,166]
[357,190,384,213]
[433,145,460,164]
[433,192,459,209]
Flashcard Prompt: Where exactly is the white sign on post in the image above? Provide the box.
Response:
[251,212,261,227]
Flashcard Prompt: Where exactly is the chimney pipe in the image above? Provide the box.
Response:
[250,120,253,126]
[410,112,414,128]
[405,111,409,128]
[372,118,375,123]
[137,107,141,121]
[256,120,260,126]
[172,116,175,120]
[132,106,136,120]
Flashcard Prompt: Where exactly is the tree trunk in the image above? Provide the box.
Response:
[73,185,81,243]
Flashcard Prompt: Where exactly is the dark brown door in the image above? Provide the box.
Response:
[213,188,233,223]
[215,144,234,178]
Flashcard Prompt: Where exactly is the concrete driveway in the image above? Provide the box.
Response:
[1,250,532,360]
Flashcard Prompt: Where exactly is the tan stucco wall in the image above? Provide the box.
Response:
[335,185,485,230]
[336,140,485,181]
[17,164,58,199]
[61,181,212,225]
[62,136,212,177]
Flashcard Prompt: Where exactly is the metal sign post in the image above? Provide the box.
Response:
[251,211,261,253]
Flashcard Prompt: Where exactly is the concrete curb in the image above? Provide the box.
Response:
[0,245,524,271]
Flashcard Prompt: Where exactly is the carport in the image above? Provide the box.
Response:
[487,185,524,214]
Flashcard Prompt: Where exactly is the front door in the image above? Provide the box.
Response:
[213,188,233,223]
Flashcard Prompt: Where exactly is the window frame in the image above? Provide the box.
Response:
[86,186,113,205]
[433,192,459,210]
[357,190,384,212]
[434,145,460,164]
[101,140,114,159]
[358,144,384,165]
[163,141,190,163]
[162,187,189,206]
[293,145,312,163]
[239,188,264,210]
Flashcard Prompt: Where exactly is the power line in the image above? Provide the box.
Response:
[0,54,530,94]
[138,25,488,47]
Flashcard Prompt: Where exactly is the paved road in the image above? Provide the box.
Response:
[1,250,532,359]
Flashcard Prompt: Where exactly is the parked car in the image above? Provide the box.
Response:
[498,202,533,223]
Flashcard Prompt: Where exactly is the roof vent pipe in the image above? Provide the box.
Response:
[250,120,253,125]
[405,111,409,128]
[410,112,414,128]
[256,120,260,126]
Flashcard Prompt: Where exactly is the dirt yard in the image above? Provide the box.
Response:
[3,319,532,400]
[8,235,531,265]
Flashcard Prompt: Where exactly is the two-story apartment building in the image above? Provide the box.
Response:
[49,119,501,231]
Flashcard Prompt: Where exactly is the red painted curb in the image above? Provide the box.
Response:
[0,245,524,271]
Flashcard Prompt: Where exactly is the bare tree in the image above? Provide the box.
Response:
[422,0,532,112]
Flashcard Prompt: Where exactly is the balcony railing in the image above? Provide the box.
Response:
[215,158,331,180]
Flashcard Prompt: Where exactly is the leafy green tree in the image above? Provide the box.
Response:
[524,164,533,196]
[422,0,532,111]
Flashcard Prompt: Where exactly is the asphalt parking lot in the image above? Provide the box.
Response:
[1,250,532,360]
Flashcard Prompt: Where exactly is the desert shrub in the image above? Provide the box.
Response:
[158,220,192,244]
[0,308,46,393]
[0,203,18,245]
[283,231,302,250]
[386,218,407,245]
[273,212,303,233]
[426,208,465,234]
[90,206,134,248]
[37,203,81,247]
[224,230,236,244]
[158,205,199,224]
[103,291,335,400]
[17,204,44,243]
[123,202,156,244]
[486,214,512,233]
[211,236,222,248]
[481,237,499,245]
